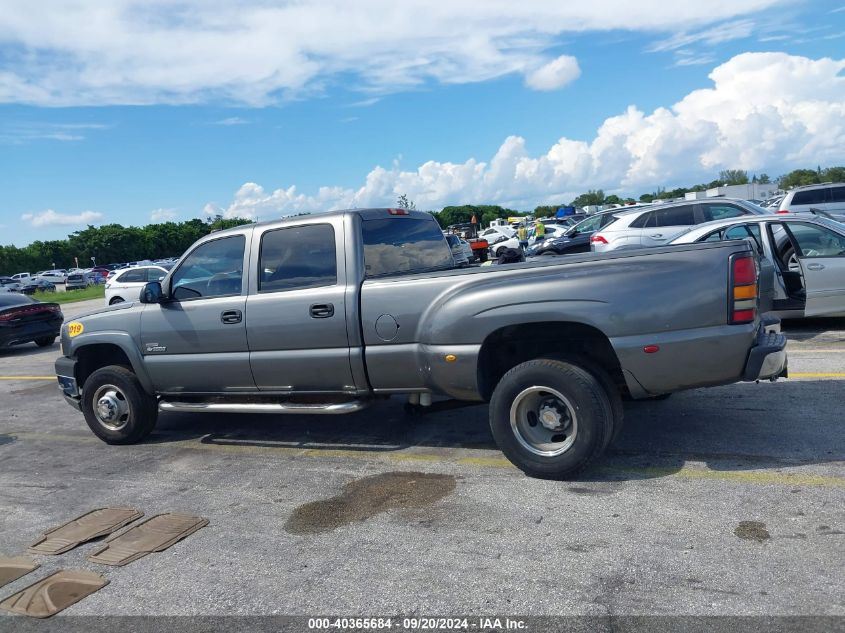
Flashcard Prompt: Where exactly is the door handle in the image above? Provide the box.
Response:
[650,234,664,239]
[220,309,242,324]
[309,303,335,318]
[806,263,825,271]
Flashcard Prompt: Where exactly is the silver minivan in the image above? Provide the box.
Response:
[777,183,845,222]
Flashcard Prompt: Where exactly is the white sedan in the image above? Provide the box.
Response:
[104,265,169,305]
[670,215,845,319]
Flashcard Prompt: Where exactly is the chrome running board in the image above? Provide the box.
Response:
[158,400,369,415]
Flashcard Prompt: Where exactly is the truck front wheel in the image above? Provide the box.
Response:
[81,365,158,444]
[489,359,614,479]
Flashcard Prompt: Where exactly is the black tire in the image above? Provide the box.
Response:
[81,365,158,444]
[489,359,614,479]
[495,246,507,257]
[109,297,124,305]
[34,336,56,347]
[541,354,624,446]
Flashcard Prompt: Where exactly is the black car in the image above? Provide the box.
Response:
[526,209,624,257]
[0,293,64,349]
[20,279,56,295]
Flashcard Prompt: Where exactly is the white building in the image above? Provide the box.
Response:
[685,183,778,202]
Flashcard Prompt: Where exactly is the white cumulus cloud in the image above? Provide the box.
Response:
[0,0,785,106]
[208,52,845,218]
[150,208,178,222]
[524,55,580,91]
[21,209,104,227]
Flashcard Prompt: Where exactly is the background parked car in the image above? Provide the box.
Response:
[20,279,56,295]
[0,277,23,293]
[11,272,32,282]
[478,225,515,251]
[445,234,470,267]
[65,272,91,290]
[0,293,63,349]
[490,224,569,257]
[525,209,632,257]
[776,183,845,221]
[591,199,769,253]
[670,215,845,319]
[105,265,169,305]
[37,270,68,284]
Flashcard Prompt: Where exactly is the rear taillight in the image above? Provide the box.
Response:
[776,209,789,214]
[0,304,59,322]
[591,235,608,244]
[730,253,758,324]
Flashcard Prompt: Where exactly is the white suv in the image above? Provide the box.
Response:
[591,199,768,253]
[777,183,845,222]
[104,266,169,305]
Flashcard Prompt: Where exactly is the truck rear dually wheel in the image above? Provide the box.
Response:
[81,365,158,444]
[489,359,614,479]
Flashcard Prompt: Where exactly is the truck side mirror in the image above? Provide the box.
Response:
[140,281,165,304]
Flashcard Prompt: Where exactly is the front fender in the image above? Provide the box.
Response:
[67,331,154,394]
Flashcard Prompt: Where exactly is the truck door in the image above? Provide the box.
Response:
[245,220,357,393]
[783,221,845,317]
[140,232,254,393]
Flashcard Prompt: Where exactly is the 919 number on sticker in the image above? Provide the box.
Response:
[67,322,84,337]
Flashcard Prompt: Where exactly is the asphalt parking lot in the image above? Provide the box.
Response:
[0,298,843,621]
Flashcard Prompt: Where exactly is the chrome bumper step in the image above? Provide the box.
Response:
[158,400,369,415]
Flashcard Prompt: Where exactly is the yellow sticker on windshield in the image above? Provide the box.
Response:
[67,322,84,337]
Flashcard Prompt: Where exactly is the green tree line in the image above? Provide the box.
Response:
[1,216,252,276]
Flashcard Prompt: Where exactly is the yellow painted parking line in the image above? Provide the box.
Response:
[0,376,54,381]
[787,349,845,353]
[789,372,845,378]
[7,431,845,488]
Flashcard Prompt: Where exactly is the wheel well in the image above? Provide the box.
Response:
[477,322,627,401]
[76,344,133,387]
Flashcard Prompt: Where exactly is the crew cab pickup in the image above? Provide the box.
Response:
[55,208,787,478]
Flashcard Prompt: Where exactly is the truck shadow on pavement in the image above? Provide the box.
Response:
[148,379,845,482]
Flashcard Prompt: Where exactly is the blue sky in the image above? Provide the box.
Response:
[1,1,844,246]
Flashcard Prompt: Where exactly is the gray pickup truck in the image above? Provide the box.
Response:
[55,208,787,478]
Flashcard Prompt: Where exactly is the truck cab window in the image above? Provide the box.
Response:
[259,224,338,292]
[170,235,245,300]
[362,218,454,277]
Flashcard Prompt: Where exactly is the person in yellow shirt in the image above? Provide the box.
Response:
[517,223,529,250]
[534,219,546,241]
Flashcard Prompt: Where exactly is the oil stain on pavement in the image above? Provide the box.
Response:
[734,520,771,543]
[0,434,15,446]
[285,471,456,535]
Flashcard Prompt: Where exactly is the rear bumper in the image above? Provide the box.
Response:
[0,317,62,348]
[742,326,788,381]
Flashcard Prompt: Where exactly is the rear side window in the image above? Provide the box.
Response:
[117,269,146,283]
[259,224,337,292]
[629,212,653,229]
[792,189,829,205]
[652,205,696,227]
[830,186,845,203]
[362,218,454,277]
[171,235,245,300]
[703,204,745,221]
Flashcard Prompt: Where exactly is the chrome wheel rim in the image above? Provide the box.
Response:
[510,386,578,456]
[92,384,130,431]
